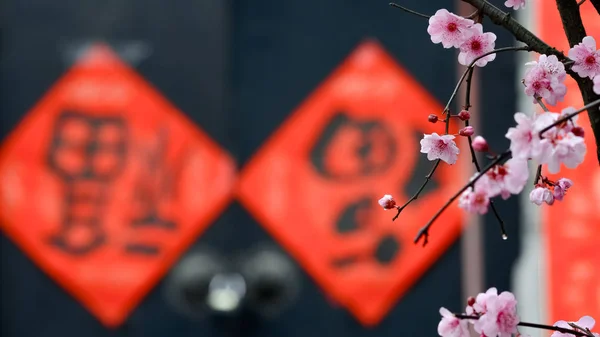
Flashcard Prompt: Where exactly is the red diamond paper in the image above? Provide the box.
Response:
[0,44,236,327]
[236,41,466,325]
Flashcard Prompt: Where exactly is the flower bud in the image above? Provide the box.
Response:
[428,114,439,123]
[378,194,396,210]
[571,126,584,137]
[458,110,471,121]
[459,126,475,137]
[471,136,489,152]
[467,296,476,307]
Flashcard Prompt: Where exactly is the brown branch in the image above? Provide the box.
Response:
[590,0,600,14]
[555,0,600,164]
[460,0,566,60]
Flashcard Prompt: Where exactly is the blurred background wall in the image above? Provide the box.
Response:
[1,0,528,336]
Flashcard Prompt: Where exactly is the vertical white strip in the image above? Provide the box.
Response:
[511,2,548,336]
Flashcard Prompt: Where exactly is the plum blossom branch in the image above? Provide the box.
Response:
[388,3,430,19]
[539,98,600,136]
[414,150,512,246]
[463,67,507,238]
[555,0,600,163]
[391,46,528,222]
[460,0,566,59]
[453,314,594,337]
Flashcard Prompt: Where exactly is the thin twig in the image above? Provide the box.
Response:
[539,98,600,136]
[569,322,597,337]
[389,3,430,18]
[454,314,594,337]
[393,160,440,220]
[414,151,512,246]
[463,67,507,239]
[533,165,542,185]
[444,46,531,115]
[577,0,587,6]
[393,108,450,221]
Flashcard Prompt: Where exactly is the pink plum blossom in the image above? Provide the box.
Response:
[420,133,460,164]
[506,110,586,171]
[378,194,396,210]
[568,36,600,79]
[438,307,470,337]
[530,186,554,205]
[458,24,497,67]
[467,287,498,315]
[475,291,520,337]
[482,158,529,200]
[504,0,526,10]
[593,75,600,94]
[535,54,567,82]
[552,178,573,201]
[545,132,586,173]
[505,113,549,161]
[523,55,567,106]
[458,186,490,214]
[551,316,599,337]
[427,9,475,48]
[458,175,493,214]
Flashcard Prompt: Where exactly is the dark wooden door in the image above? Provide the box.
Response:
[0,0,520,336]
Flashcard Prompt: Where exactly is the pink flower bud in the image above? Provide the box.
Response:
[471,136,488,152]
[378,194,396,210]
[428,114,439,123]
[459,126,475,137]
[458,110,471,121]
[553,178,573,201]
[572,126,585,137]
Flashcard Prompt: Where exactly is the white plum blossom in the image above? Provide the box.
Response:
[420,133,460,164]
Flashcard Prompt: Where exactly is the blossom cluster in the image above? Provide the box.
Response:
[529,177,572,205]
[407,33,600,216]
[523,54,567,106]
[438,287,520,337]
[438,288,599,337]
[458,158,528,214]
[506,107,586,173]
[427,9,497,67]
